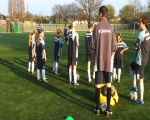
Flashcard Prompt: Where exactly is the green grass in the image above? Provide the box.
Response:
[0,30,150,120]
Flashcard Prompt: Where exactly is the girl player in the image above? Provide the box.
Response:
[52,29,62,75]
[68,22,79,86]
[28,30,36,74]
[85,21,94,82]
[36,34,47,82]
[113,33,129,82]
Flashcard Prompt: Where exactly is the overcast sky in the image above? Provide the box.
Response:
[0,0,148,16]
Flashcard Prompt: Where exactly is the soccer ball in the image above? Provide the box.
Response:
[100,102,107,113]
[130,91,138,100]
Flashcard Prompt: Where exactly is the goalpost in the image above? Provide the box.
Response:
[133,22,150,34]
[133,22,139,34]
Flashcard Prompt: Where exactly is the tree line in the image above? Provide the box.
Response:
[7,0,150,25]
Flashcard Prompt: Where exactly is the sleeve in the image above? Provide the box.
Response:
[91,27,96,50]
[76,32,79,45]
[122,41,127,48]
[112,32,117,52]
[67,34,70,44]
[134,33,141,48]
[42,26,44,31]
[32,40,36,49]
[41,40,45,50]
[59,38,62,48]
[35,40,37,47]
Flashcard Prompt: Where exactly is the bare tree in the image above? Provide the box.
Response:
[76,8,88,21]
[8,0,25,21]
[52,5,63,23]
[19,0,25,21]
[8,0,13,19]
[52,3,79,23]
[76,0,103,22]
[147,0,150,11]
[67,3,79,21]
[128,0,143,16]
[61,4,70,23]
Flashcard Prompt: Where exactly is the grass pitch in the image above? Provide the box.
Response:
[0,30,150,120]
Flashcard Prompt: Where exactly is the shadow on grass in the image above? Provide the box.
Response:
[118,93,131,101]
[12,57,75,85]
[58,62,95,88]
[71,88,94,102]
[0,58,94,113]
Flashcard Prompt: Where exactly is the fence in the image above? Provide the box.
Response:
[0,23,129,33]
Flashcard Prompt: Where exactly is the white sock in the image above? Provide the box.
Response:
[87,69,91,81]
[69,68,72,82]
[93,63,97,79]
[73,69,77,84]
[130,71,136,87]
[113,68,116,79]
[37,69,40,80]
[94,63,97,72]
[31,62,34,72]
[118,68,121,80]
[42,69,46,80]
[139,81,144,100]
[55,62,58,73]
[28,62,31,71]
[53,61,56,72]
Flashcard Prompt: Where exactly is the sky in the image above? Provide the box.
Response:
[0,0,148,16]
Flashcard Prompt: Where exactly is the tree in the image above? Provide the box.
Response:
[76,8,88,21]
[76,0,103,22]
[52,5,63,24]
[146,0,150,11]
[24,12,34,21]
[119,5,134,23]
[8,0,25,21]
[67,3,79,21]
[52,3,80,23]
[60,4,70,23]
[106,4,115,21]
[60,3,79,23]
[128,0,143,16]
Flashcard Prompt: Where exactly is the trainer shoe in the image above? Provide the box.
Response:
[130,86,138,91]
[88,79,92,82]
[31,72,35,75]
[112,78,115,81]
[135,99,144,104]
[43,80,48,83]
[37,78,42,81]
[74,83,79,86]
[118,79,120,82]
[94,108,100,115]
[105,110,113,117]
[55,72,60,75]
[52,71,55,74]
[43,78,48,83]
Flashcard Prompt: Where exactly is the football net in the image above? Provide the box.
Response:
[133,22,150,34]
